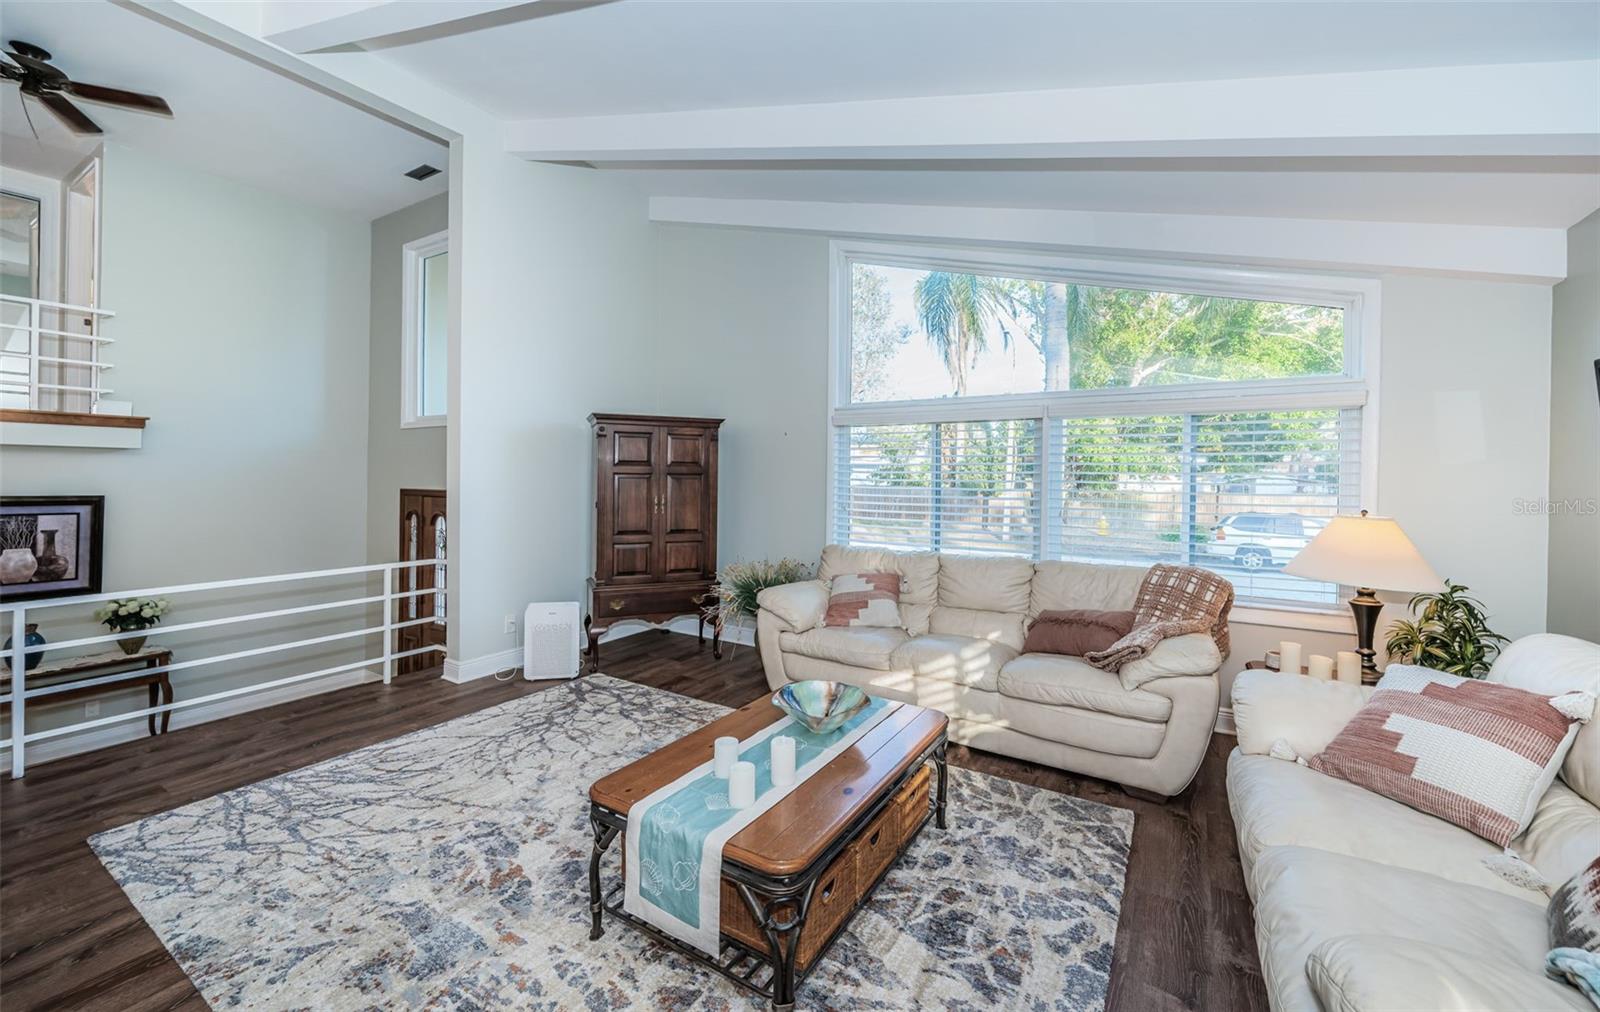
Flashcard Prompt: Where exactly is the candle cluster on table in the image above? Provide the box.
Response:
[1277,641,1365,684]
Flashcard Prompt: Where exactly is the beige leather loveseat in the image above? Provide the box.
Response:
[1228,633,1600,1011]
[755,545,1225,798]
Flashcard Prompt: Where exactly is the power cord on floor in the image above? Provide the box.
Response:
[493,666,520,682]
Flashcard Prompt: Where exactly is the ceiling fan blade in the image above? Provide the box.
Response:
[29,88,102,134]
[62,81,172,116]
[0,58,21,82]
[6,50,65,83]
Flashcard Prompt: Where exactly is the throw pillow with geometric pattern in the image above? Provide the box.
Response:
[1552,855,1600,952]
[822,572,901,629]
[1309,664,1595,848]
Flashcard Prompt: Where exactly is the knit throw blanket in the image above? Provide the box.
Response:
[1086,564,1234,671]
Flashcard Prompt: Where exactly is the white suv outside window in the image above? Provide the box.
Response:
[1203,513,1328,570]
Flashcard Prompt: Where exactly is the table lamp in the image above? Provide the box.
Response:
[1283,510,1441,683]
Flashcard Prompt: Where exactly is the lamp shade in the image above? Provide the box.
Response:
[1282,513,1441,592]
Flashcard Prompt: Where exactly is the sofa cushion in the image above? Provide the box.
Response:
[1517,781,1600,892]
[1491,633,1600,808]
[1116,632,1221,690]
[937,554,1034,614]
[1307,664,1591,848]
[928,606,1028,651]
[756,580,829,633]
[997,654,1173,723]
[1029,560,1144,617]
[822,572,901,628]
[817,545,939,634]
[1226,750,1536,901]
[1305,935,1592,1012]
[778,626,908,671]
[1250,846,1554,1012]
[1231,670,1373,760]
[889,634,1018,692]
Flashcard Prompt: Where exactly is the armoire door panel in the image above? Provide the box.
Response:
[613,543,652,578]
[611,428,656,467]
[663,541,703,576]
[664,474,705,536]
[612,474,654,536]
[664,429,707,469]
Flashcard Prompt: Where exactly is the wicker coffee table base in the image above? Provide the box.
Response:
[588,737,948,1011]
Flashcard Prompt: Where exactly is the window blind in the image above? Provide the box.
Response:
[832,419,1041,558]
[832,409,1361,607]
[1046,408,1362,606]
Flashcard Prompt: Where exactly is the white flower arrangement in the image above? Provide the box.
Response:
[94,596,171,634]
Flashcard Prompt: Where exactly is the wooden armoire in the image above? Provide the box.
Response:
[585,413,722,671]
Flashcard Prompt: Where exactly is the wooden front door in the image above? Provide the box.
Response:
[397,488,447,675]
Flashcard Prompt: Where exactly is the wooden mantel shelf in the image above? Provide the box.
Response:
[0,409,147,429]
[0,409,146,449]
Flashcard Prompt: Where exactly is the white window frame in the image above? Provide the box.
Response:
[401,229,448,428]
[826,239,1382,631]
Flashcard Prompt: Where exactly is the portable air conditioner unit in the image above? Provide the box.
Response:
[523,601,582,680]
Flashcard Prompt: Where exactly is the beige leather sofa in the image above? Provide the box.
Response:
[755,545,1224,798]
[1229,633,1600,1011]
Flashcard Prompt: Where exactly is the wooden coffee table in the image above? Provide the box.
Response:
[588,692,949,1011]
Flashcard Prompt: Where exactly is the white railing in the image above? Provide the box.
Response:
[0,294,117,413]
[1,559,445,778]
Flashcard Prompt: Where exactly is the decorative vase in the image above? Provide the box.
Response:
[118,635,148,656]
[3,623,46,671]
[0,547,38,585]
[32,529,69,582]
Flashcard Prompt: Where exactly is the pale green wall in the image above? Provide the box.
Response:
[0,143,372,741]
[1548,211,1600,640]
[366,193,447,564]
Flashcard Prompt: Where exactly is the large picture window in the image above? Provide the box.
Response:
[830,242,1378,614]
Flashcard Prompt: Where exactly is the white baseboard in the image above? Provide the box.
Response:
[1214,706,1236,736]
[2,667,381,771]
[441,647,523,683]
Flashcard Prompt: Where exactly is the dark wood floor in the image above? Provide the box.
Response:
[0,631,1266,1011]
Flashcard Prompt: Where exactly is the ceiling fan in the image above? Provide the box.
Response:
[0,40,172,136]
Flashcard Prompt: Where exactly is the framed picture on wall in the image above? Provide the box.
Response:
[0,496,104,602]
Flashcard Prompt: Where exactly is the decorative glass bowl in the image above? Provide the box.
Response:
[773,680,869,734]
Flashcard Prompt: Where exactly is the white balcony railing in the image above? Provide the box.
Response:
[0,294,117,413]
[1,559,445,778]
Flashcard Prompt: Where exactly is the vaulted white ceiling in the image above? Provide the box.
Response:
[0,0,447,219]
[362,0,1598,119]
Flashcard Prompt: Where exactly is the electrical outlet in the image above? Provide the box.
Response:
[504,614,517,636]
[84,700,100,718]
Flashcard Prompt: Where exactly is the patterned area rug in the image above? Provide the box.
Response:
[92,675,1134,1010]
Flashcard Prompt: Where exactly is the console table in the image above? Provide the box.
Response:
[2,647,174,735]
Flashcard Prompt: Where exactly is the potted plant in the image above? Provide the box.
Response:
[94,597,171,655]
[1384,580,1508,679]
[714,558,815,650]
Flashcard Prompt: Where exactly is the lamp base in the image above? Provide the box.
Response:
[1349,588,1383,685]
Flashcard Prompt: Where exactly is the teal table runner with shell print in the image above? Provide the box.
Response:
[622,694,901,956]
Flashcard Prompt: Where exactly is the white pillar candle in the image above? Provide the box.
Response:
[1336,651,1362,684]
[729,761,756,808]
[771,736,797,787]
[1308,654,1334,680]
[1279,641,1303,676]
[713,736,738,779]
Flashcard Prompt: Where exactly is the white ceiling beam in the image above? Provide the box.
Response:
[260,0,537,53]
[649,197,1568,283]
[506,61,1599,163]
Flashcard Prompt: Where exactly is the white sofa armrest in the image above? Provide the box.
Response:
[1231,669,1373,759]
[755,580,829,634]
[1118,633,1220,690]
